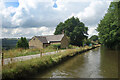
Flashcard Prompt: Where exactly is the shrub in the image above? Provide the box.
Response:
[16,37,29,49]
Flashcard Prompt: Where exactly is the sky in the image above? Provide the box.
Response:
[0,0,113,38]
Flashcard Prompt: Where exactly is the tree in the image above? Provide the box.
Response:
[84,39,91,46]
[89,35,98,41]
[16,37,29,49]
[54,16,88,46]
[97,2,120,48]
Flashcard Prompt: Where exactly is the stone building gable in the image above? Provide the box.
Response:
[29,37,43,49]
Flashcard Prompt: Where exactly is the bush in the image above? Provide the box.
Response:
[16,37,29,49]
[68,45,80,49]
[84,39,91,46]
[47,44,61,49]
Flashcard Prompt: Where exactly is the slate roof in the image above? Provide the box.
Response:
[35,36,48,43]
[35,34,64,43]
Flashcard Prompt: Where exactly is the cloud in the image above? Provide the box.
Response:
[2,27,55,38]
[88,26,98,38]
[70,1,110,37]
[1,0,111,38]
[5,1,66,27]
[74,1,110,26]
[1,0,90,28]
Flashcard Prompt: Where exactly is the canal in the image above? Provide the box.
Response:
[31,46,118,79]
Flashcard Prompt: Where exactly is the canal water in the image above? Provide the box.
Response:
[32,46,118,79]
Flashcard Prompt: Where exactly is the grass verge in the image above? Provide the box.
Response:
[2,44,81,59]
[3,46,62,59]
[2,45,100,80]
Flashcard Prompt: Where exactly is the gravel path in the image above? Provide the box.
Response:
[0,50,65,65]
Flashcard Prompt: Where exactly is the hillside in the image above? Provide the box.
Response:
[2,38,30,50]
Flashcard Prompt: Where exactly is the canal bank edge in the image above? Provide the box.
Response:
[2,45,100,80]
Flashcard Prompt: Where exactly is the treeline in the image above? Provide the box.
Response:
[2,38,18,50]
[97,2,120,48]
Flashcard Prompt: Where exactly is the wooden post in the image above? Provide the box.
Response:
[57,48,58,53]
[10,50,13,63]
[40,49,42,57]
[2,52,4,66]
[40,51,42,57]
[10,57,12,63]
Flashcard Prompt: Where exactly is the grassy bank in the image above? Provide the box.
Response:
[2,45,100,80]
[3,48,55,59]
[3,44,64,58]
[3,44,81,59]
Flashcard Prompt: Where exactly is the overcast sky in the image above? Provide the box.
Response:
[0,0,113,38]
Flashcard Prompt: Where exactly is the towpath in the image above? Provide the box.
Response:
[0,50,65,65]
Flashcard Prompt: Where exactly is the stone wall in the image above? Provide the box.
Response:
[29,37,43,49]
[61,35,69,48]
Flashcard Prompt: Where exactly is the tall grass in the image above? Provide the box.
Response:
[3,44,83,58]
[3,46,57,58]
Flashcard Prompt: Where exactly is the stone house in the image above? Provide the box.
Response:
[29,34,69,49]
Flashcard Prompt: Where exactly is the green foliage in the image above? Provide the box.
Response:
[97,2,120,48]
[16,37,29,49]
[89,35,98,41]
[84,39,91,46]
[47,44,61,49]
[68,45,80,49]
[54,16,88,46]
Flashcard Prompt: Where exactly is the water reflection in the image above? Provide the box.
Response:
[32,47,118,79]
[99,46,118,78]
